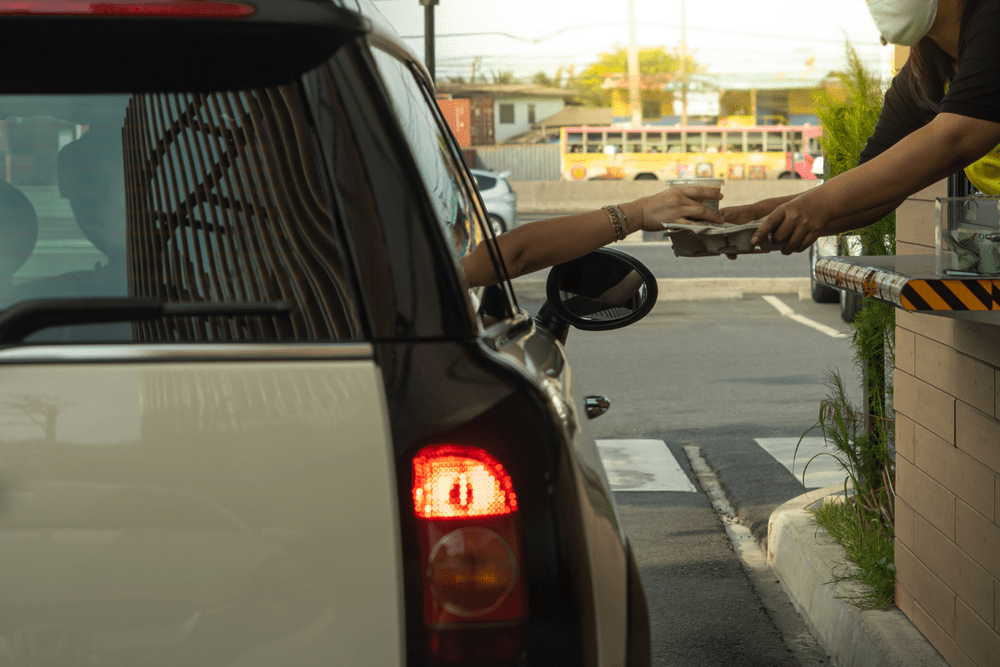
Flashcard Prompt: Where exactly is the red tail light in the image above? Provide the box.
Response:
[412,444,526,663]
[0,0,255,18]
[413,444,517,519]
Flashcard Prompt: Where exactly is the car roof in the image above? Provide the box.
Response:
[0,0,424,93]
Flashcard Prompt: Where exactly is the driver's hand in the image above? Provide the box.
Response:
[636,186,724,230]
[718,204,758,226]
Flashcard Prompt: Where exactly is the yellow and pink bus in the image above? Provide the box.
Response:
[560,124,824,181]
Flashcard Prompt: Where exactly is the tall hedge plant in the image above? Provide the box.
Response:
[804,42,897,607]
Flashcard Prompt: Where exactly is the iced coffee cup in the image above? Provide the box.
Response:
[666,178,724,212]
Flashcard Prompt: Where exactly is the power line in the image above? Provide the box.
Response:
[399,21,881,48]
[432,51,877,72]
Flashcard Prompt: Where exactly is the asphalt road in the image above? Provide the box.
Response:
[516,241,860,666]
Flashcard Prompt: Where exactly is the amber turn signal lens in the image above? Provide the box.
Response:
[428,527,517,616]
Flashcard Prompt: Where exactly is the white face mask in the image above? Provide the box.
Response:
[866,0,938,46]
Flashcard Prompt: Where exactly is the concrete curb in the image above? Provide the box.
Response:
[766,486,949,667]
[512,277,811,301]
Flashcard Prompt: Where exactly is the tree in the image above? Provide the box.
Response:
[576,45,702,107]
[532,71,555,87]
[490,70,516,85]
[808,41,897,607]
[532,66,566,88]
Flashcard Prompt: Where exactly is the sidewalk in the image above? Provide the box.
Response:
[766,486,950,667]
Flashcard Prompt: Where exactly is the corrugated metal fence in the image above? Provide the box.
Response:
[469,144,560,181]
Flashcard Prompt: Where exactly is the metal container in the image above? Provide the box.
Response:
[935,195,1000,277]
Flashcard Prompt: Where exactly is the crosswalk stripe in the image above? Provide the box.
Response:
[597,439,697,492]
[597,437,851,494]
[754,437,850,490]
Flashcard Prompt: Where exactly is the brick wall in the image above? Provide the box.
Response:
[894,181,1000,666]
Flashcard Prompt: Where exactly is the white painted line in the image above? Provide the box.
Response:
[597,439,697,492]
[755,437,851,490]
[762,294,848,339]
[763,293,795,316]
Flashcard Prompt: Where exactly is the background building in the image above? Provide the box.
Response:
[435,82,576,145]
[437,73,849,151]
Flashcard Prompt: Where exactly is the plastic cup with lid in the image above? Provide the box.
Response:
[666,178,724,211]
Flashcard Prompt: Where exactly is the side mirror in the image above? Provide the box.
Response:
[544,247,658,331]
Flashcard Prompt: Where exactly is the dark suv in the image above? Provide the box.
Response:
[0,1,652,665]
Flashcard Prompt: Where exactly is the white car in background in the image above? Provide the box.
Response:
[471,168,516,235]
[811,155,825,179]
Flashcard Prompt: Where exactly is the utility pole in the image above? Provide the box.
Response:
[627,0,641,127]
[679,0,688,125]
[420,0,439,83]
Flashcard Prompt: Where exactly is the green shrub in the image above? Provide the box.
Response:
[801,40,897,608]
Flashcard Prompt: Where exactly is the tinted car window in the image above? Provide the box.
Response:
[0,90,362,343]
[369,49,483,265]
[472,173,496,191]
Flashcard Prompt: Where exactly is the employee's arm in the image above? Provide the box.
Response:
[753,113,1000,253]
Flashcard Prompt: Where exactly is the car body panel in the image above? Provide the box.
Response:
[476,323,630,665]
[373,318,634,666]
[504,327,629,665]
[0,355,404,667]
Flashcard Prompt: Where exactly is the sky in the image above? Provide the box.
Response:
[371,0,893,85]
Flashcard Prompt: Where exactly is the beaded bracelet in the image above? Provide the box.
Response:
[611,204,630,236]
[603,205,626,241]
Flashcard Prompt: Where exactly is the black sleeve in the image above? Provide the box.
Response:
[858,64,935,166]
[940,0,1000,122]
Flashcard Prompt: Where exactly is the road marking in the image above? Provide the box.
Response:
[755,437,850,490]
[762,294,848,339]
[597,439,696,492]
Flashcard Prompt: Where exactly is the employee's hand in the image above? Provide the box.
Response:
[751,198,830,254]
[719,204,759,259]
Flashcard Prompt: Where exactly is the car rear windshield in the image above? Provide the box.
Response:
[472,173,496,191]
[0,90,362,344]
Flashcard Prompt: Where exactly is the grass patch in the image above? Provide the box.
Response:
[798,370,896,610]
[811,499,896,610]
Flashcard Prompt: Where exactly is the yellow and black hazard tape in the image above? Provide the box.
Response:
[814,256,1000,312]
[900,279,1000,311]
